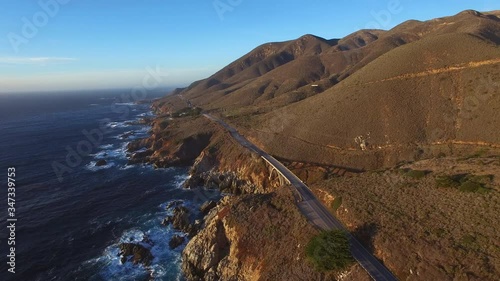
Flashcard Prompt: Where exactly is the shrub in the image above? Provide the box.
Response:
[435,175,461,188]
[172,107,202,118]
[467,175,494,185]
[404,169,427,179]
[432,228,446,238]
[331,197,343,213]
[305,230,354,272]
[159,119,169,130]
[435,174,491,193]
[461,234,476,245]
[462,148,489,160]
[459,181,489,194]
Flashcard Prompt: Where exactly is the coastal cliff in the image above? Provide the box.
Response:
[129,109,370,280]
[181,189,344,281]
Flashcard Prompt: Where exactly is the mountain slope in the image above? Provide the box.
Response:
[252,32,500,169]
[170,10,498,112]
[155,9,500,169]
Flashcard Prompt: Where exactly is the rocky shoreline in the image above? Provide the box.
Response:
[122,106,267,276]
[123,102,367,281]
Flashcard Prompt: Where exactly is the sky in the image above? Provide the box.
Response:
[0,0,498,93]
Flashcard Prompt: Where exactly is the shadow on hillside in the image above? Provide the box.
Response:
[352,222,378,254]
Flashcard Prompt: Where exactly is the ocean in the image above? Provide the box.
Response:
[0,90,213,281]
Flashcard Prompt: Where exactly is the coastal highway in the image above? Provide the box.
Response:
[202,113,399,281]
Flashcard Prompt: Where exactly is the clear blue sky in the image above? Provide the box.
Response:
[0,0,497,93]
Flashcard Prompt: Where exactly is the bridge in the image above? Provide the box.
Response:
[261,156,291,186]
[198,111,398,281]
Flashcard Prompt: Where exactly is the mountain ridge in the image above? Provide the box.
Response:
[154,9,500,169]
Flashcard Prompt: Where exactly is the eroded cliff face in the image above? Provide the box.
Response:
[182,190,343,281]
[127,116,216,167]
[183,137,277,194]
[127,114,276,195]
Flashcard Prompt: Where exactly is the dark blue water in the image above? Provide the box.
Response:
[0,90,213,281]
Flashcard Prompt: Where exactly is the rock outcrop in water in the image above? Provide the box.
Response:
[169,235,185,249]
[119,243,153,267]
[95,159,107,166]
[162,205,201,238]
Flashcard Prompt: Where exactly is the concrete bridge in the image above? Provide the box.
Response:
[261,156,291,186]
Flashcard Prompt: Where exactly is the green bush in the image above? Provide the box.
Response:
[467,175,494,185]
[435,174,491,193]
[461,234,476,246]
[461,148,489,160]
[459,181,489,194]
[305,230,354,272]
[172,107,202,118]
[331,197,343,213]
[437,152,447,158]
[404,169,427,179]
[435,175,461,188]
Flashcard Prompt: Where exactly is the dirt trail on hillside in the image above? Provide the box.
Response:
[432,140,500,148]
[251,128,500,153]
[357,58,500,86]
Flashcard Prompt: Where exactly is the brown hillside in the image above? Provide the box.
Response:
[154,9,500,169]
[148,10,500,281]
[250,32,500,169]
[156,10,499,116]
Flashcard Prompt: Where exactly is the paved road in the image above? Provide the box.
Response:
[203,113,398,281]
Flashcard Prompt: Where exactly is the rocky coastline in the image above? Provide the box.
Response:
[123,102,361,280]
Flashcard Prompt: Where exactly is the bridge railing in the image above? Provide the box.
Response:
[260,156,292,184]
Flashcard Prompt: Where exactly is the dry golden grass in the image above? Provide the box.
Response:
[312,156,500,281]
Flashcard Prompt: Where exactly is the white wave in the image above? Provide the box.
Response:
[106,121,129,129]
[90,143,128,161]
[118,142,130,153]
[159,199,185,213]
[114,102,136,106]
[99,144,114,149]
[91,151,108,159]
[137,126,151,133]
[119,228,146,244]
[88,223,183,280]
[119,165,134,170]
[85,161,116,171]
[136,111,154,118]
[172,174,190,189]
[107,143,129,159]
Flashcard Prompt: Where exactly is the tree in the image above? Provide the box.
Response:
[305,230,354,271]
